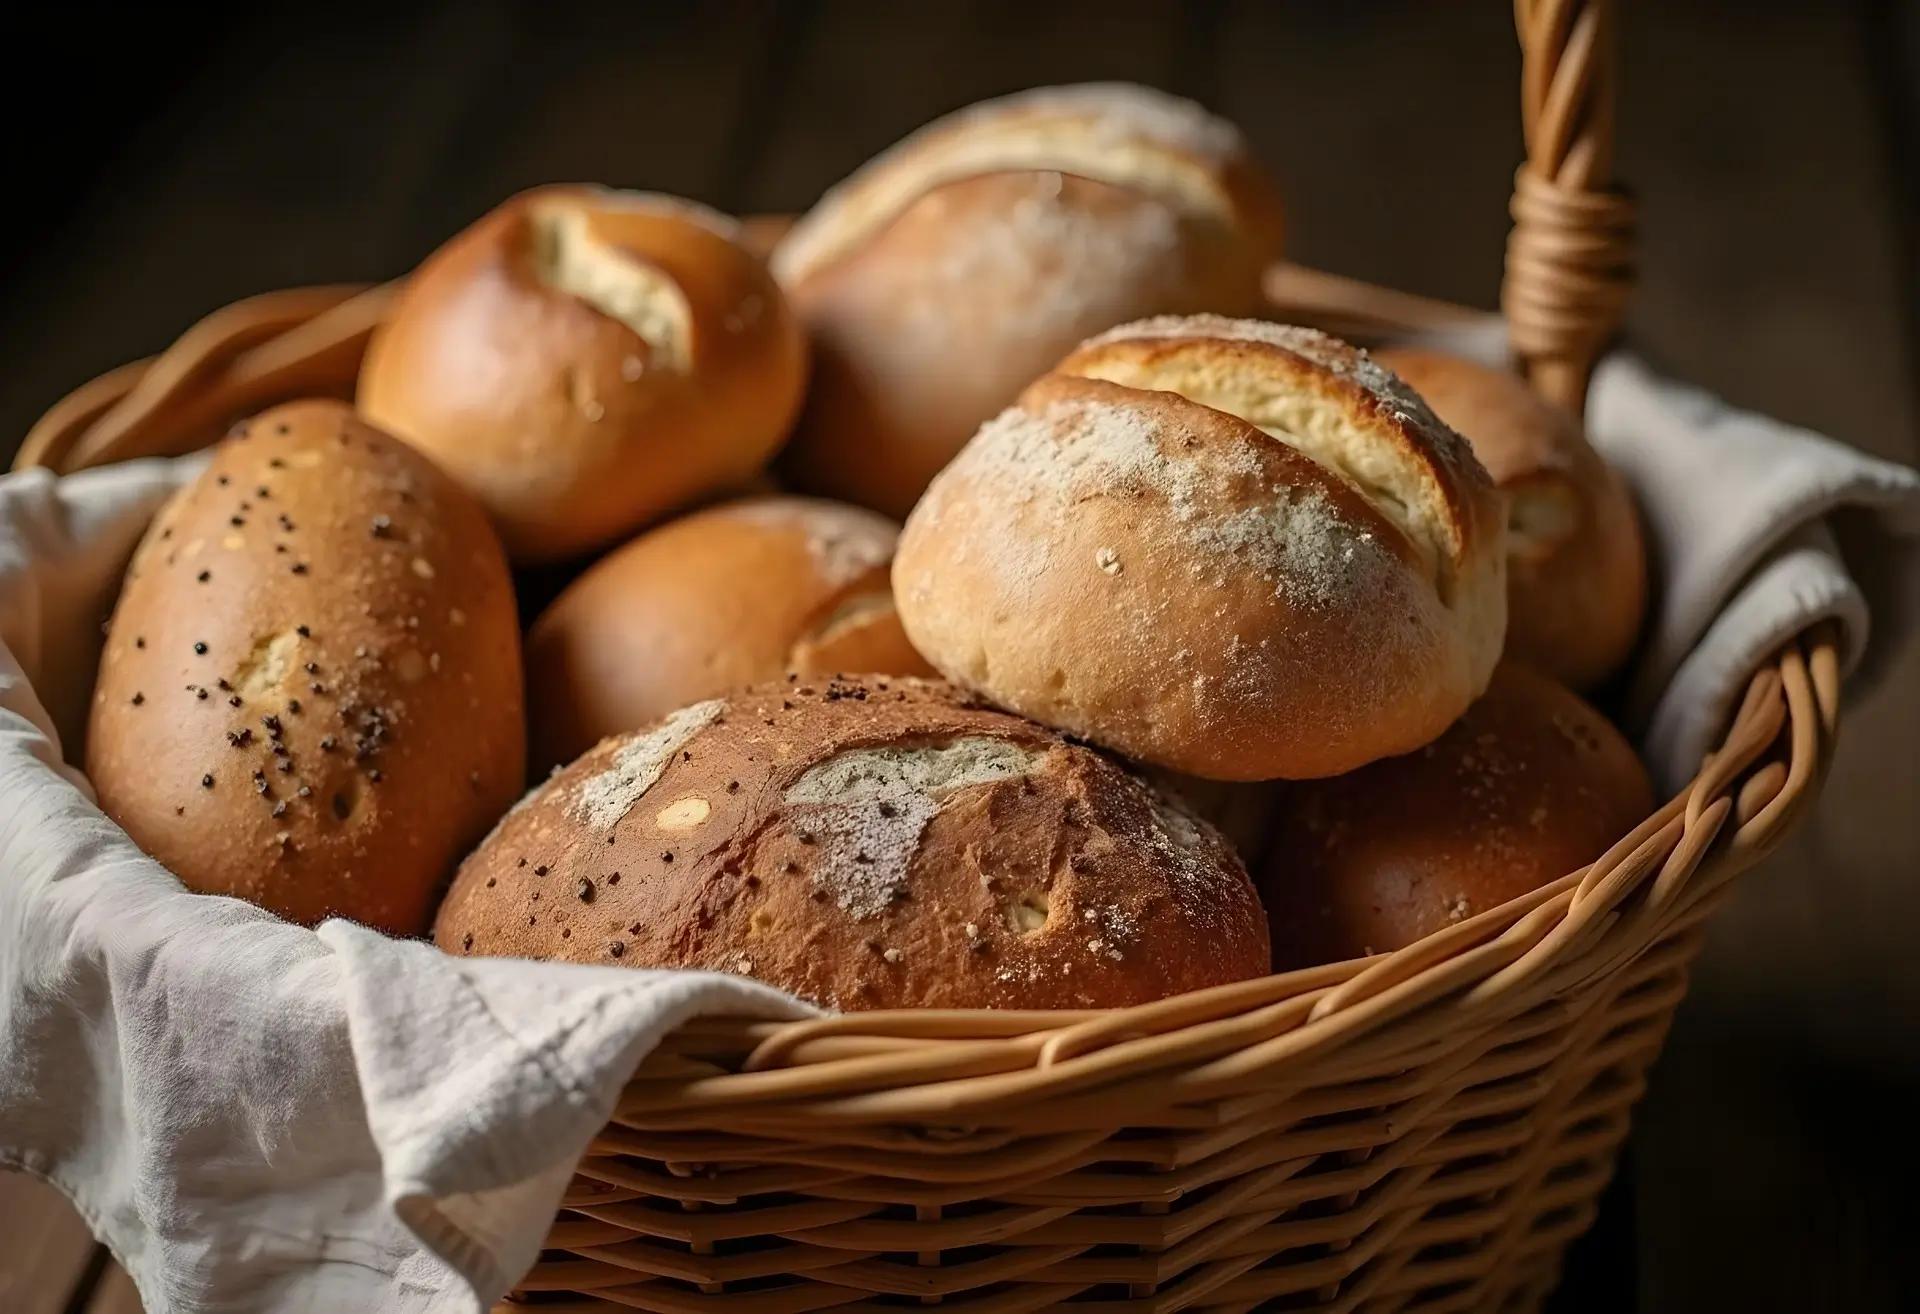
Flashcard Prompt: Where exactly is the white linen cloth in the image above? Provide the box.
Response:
[1,353,1916,1313]
[1419,323,1920,788]
[0,459,814,1312]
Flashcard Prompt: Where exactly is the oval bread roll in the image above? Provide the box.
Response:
[87,401,525,934]
[1377,348,1646,688]
[436,677,1271,1010]
[526,495,934,771]
[894,315,1508,781]
[774,83,1284,518]
[1259,662,1653,968]
[360,186,807,562]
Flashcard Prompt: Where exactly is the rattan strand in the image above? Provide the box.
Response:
[1504,0,1636,412]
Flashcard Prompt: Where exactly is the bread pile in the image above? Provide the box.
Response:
[84,84,1654,1009]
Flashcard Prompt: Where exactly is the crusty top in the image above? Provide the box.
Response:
[893,317,1508,780]
[86,400,525,934]
[435,677,1271,1010]
[1064,316,1498,580]
[774,83,1279,287]
[359,185,807,562]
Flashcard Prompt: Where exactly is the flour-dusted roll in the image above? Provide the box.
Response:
[1139,770,1283,871]
[87,401,525,934]
[1377,348,1646,689]
[773,83,1285,518]
[894,316,1508,781]
[360,186,807,562]
[1260,662,1653,967]
[436,677,1270,1010]
[525,496,935,771]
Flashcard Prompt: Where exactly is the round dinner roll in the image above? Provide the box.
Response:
[87,401,525,935]
[774,83,1284,518]
[1259,662,1654,969]
[435,677,1271,1010]
[359,186,807,562]
[525,495,935,771]
[894,316,1508,781]
[1376,348,1646,689]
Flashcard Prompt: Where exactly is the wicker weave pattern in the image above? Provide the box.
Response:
[500,632,1832,1312]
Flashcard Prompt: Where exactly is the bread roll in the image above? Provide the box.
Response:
[525,495,934,771]
[359,187,807,562]
[87,401,525,934]
[1260,662,1653,968]
[1377,349,1646,688]
[894,316,1508,781]
[774,83,1284,518]
[435,677,1270,1010]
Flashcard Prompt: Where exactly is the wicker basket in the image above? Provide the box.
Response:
[14,3,1843,1309]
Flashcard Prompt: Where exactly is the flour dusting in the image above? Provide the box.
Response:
[571,699,724,829]
[1186,488,1387,608]
[785,738,1041,918]
[1143,786,1242,912]
[904,179,1184,340]
[774,82,1240,284]
[949,395,1388,609]
[728,499,897,586]
[953,83,1244,160]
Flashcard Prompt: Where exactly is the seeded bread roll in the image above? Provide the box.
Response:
[773,83,1284,518]
[1260,662,1653,967]
[87,401,525,934]
[1377,348,1646,688]
[894,316,1508,781]
[526,495,935,772]
[360,186,807,562]
[435,677,1270,1010]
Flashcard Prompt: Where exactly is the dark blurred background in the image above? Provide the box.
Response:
[2,2,1916,1312]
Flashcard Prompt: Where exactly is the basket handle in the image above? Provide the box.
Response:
[1504,0,1636,413]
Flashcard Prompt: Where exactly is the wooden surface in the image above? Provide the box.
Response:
[3,2,1915,1311]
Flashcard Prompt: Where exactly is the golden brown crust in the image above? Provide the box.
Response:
[86,401,525,934]
[525,496,935,772]
[435,677,1271,1010]
[359,186,807,562]
[1064,320,1502,575]
[1259,662,1653,968]
[1376,348,1647,688]
[893,319,1507,781]
[774,85,1284,519]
